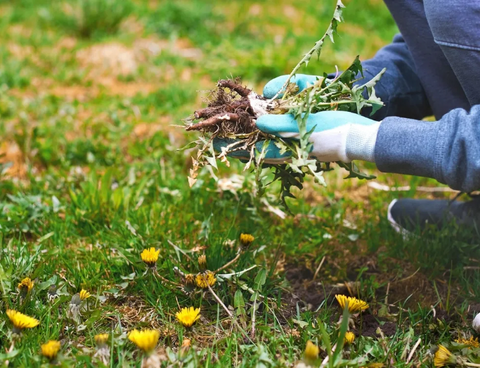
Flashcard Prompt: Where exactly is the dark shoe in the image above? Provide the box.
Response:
[387,198,480,233]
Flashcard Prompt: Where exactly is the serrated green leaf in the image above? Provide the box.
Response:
[234,290,245,308]
[254,269,267,289]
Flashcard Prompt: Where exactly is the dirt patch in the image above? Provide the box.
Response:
[76,38,201,81]
[7,43,35,59]
[133,121,168,139]
[50,85,97,101]
[77,43,138,77]
[56,37,77,50]
[467,303,480,314]
[0,141,27,179]
[97,79,157,97]
[282,263,354,316]
[281,254,463,324]
[356,314,397,338]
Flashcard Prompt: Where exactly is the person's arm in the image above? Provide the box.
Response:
[265,35,433,120]
[376,105,480,192]
[353,34,433,120]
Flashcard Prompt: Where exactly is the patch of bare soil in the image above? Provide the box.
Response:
[281,263,354,317]
[0,141,27,179]
[76,38,201,81]
[77,43,138,77]
[281,253,464,324]
[10,33,204,101]
[50,85,98,101]
[355,314,397,338]
[133,120,169,139]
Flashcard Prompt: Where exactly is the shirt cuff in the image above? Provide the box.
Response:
[346,122,381,162]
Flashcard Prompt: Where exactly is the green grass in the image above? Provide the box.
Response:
[41,0,134,39]
[1,0,480,366]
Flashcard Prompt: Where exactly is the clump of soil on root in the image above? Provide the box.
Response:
[185,78,277,136]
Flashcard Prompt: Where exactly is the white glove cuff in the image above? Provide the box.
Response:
[346,122,381,162]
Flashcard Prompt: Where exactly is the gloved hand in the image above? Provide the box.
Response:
[256,111,380,163]
[213,74,381,164]
[263,74,321,98]
[213,111,380,164]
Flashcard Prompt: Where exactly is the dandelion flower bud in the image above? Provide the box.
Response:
[198,254,207,271]
[179,338,191,358]
[95,333,110,347]
[48,285,58,302]
[184,274,195,285]
[344,331,355,344]
[93,333,110,365]
[239,233,254,247]
[79,289,91,301]
[304,340,319,362]
[70,294,82,306]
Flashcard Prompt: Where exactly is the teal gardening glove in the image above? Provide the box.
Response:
[214,74,381,163]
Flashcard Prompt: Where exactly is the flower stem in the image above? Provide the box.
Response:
[153,270,182,288]
[214,253,241,273]
[207,285,233,318]
[207,285,255,344]
[269,0,345,101]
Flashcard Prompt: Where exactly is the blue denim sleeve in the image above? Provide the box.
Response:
[375,105,480,192]
[356,34,433,121]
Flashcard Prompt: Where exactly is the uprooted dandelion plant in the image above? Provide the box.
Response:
[185,0,385,206]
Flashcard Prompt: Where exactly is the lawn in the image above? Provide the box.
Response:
[1,0,480,367]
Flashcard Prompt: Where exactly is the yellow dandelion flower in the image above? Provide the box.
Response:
[304,340,319,361]
[176,307,201,327]
[456,336,480,348]
[434,345,455,367]
[198,255,207,271]
[128,329,160,353]
[344,331,355,344]
[6,309,40,332]
[195,271,216,289]
[141,247,160,267]
[240,233,255,247]
[79,289,91,301]
[18,277,34,292]
[95,333,110,346]
[41,340,61,360]
[335,295,369,313]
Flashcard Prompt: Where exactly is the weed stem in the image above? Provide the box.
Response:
[215,253,241,273]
